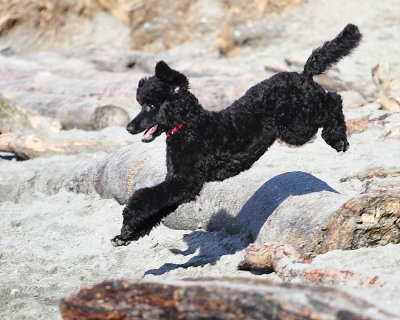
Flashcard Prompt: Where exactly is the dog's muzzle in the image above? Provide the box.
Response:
[126,124,136,134]
[126,121,144,134]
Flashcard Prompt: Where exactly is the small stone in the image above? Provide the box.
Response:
[10,288,19,296]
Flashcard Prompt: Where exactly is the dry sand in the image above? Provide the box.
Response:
[1,185,400,319]
[0,188,262,319]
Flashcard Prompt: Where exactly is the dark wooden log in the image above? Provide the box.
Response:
[60,278,390,320]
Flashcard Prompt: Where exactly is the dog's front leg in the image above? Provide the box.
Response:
[111,176,203,246]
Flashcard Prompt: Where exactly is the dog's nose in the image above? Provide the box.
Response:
[126,124,135,134]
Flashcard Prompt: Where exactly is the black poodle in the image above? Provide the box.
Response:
[111,24,362,246]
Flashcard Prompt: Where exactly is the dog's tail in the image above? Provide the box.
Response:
[302,24,362,78]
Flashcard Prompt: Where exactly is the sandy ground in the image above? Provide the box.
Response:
[1,186,400,319]
[0,189,263,319]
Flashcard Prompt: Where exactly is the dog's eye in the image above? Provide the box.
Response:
[145,104,156,112]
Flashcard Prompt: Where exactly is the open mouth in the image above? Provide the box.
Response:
[142,124,158,142]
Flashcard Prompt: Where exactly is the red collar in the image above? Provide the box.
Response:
[166,121,186,138]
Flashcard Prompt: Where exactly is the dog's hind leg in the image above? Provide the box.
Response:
[321,92,349,152]
[111,176,204,246]
[275,103,319,146]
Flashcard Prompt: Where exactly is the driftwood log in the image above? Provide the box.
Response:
[0,131,132,159]
[238,243,398,288]
[3,136,399,258]
[57,101,130,130]
[1,90,130,131]
[0,93,61,133]
[59,278,394,320]
[0,62,137,131]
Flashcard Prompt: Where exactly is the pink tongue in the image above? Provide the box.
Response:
[142,124,157,140]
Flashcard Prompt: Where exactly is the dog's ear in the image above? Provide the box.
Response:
[155,61,189,91]
[138,78,145,88]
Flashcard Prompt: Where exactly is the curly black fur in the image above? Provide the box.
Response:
[111,24,362,246]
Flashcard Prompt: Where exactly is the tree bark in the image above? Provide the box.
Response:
[59,278,392,320]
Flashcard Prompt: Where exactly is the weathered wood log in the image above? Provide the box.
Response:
[238,243,393,288]
[257,188,400,258]
[1,90,131,131]
[0,60,139,130]
[60,278,393,320]
[3,136,399,258]
[0,131,132,159]
[2,140,167,204]
[56,101,131,130]
[0,93,61,133]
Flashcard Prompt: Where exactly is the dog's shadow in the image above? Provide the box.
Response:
[145,171,338,276]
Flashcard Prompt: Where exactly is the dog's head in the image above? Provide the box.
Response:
[126,61,189,143]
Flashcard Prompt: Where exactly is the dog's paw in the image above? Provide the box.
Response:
[333,139,349,152]
[111,235,131,247]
